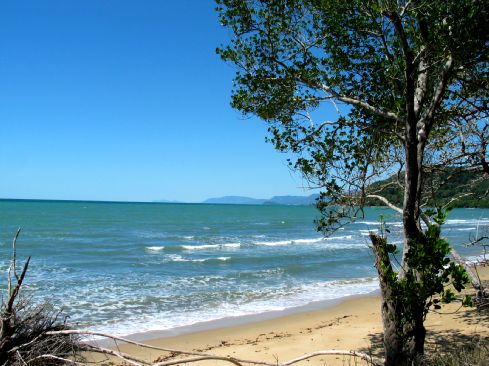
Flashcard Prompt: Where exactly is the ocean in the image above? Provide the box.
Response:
[0,200,487,337]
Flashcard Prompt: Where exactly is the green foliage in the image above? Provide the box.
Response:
[376,210,471,336]
[217,0,489,228]
[366,169,489,208]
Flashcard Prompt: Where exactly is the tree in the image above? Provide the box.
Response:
[216,1,489,365]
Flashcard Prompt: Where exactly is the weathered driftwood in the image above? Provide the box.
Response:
[1,229,83,366]
[46,329,382,366]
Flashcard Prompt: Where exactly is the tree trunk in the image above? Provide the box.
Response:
[370,234,426,366]
[381,299,425,366]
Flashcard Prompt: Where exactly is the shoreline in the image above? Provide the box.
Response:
[94,289,380,345]
[86,265,489,366]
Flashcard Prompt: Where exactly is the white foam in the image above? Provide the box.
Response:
[466,254,489,264]
[254,236,353,246]
[182,244,220,250]
[222,243,241,249]
[83,277,379,338]
[216,257,231,261]
[322,235,353,241]
[189,257,231,263]
[446,219,489,225]
[182,243,240,251]
[252,240,290,246]
[359,229,378,236]
[456,227,477,231]
[165,255,231,263]
[355,221,380,225]
[166,254,188,262]
[145,246,165,252]
[292,238,325,244]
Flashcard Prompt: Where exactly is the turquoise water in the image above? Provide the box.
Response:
[0,200,487,336]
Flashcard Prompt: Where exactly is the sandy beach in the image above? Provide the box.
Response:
[86,265,489,366]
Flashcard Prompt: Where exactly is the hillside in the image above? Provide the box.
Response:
[366,170,489,208]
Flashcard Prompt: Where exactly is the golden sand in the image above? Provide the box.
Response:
[86,266,489,366]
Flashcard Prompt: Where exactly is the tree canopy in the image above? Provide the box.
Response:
[217,1,488,364]
[217,0,488,226]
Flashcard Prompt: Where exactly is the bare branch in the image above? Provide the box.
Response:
[316,82,404,124]
[7,228,21,296]
[32,354,86,365]
[48,330,383,366]
[154,356,245,366]
[47,330,274,366]
[283,350,382,366]
[442,193,473,209]
[422,55,455,136]
[83,344,148,366]
[366,194,403,214]
[451,248,484,297]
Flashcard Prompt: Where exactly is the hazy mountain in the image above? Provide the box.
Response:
[264,194,319,205]
[203,196,267,205]
[203,194,319,205]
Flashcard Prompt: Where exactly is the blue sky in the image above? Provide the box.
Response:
[0,0,319,202]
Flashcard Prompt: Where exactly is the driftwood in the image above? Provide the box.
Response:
[46,330,382,366]
[0,229,83,365]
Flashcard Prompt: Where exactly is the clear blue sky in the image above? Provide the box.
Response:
[0,0,319,203]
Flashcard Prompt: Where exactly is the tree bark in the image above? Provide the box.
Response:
[371,234,426,366]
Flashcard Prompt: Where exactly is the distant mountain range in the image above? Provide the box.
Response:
[202,194,319,206]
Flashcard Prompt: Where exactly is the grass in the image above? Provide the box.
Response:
[421,337,489,366]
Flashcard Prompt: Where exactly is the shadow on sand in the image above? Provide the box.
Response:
[358,301,489,360]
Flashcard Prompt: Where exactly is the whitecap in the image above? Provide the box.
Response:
[254,236,354,246]
[166,254,188,262]
[145,246,165,252]
[182,243,240,251]
[167,255,231,263]
[221,243,241,249]
[290,238,325,244]
[322,235,353,241]
[182,244,220,250]
[355,221,380,225]
[254,240,292,246]
[446,219,489,225]
[359,229,378,236]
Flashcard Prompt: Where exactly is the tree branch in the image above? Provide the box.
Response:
[366,194,403,214]
[422,55,455,137]
[283,350,381,366]
[47,330,383,366]
[316,82,404,123]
